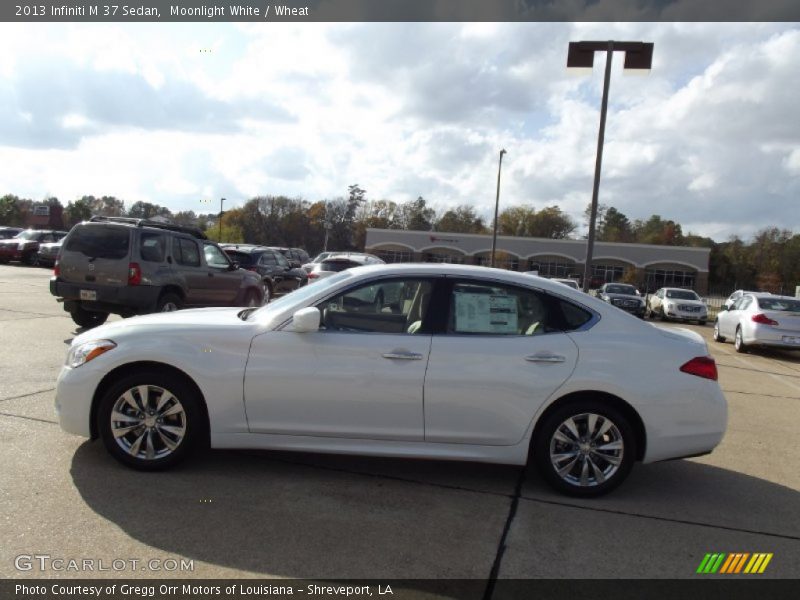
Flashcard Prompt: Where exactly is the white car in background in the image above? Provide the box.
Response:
[646,287,708,325]
[714,293,800,353]
[723,289,771,310]
[307,253,385,281]
[55,264,727,497]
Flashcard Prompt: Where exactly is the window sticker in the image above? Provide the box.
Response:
[454,292,518,333]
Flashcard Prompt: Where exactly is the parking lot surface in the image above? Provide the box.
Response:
[1,264,799,587]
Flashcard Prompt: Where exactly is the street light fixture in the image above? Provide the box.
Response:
[490,148,507,268]
[567,40,653,292]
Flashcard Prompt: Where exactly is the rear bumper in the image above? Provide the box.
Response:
[50,277,161,314]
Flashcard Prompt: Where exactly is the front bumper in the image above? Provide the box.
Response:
[55,364,100,438]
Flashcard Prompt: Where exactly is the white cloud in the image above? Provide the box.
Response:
[0,22,798,242]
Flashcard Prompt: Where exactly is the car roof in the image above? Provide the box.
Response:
[83,216,207,239]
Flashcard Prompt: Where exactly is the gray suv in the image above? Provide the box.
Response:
[50,217,264,328]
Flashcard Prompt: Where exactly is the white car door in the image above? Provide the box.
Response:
[243,278,435,441]
[720,295,751,338]
[423,280,581,446]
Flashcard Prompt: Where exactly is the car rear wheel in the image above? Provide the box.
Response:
[97,371,203,470]
[533,401,636,497]
[712,320,726,343]
[156,293,182,312]
[735,327,748,353]
[70,307,109,329]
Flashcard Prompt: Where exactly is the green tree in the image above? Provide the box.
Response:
[497,206,537,236]
[0,194,23,226]
[435,205,487,234]
[396,196,436,231]
[528,206,576,239]
[598,207,633,242]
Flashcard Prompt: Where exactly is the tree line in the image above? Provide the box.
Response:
[1,191,798,294]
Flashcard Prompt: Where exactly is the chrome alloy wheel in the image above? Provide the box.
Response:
[110,385,187,460]
[549,412,624,487]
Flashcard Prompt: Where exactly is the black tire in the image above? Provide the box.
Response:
[70,307,109,329]
[533,400,636,497]
[262,282,272,305]
[734,327,748,353]
[156,292,183,312]
[712,320,726,343]
[25,252,39,266]
[659,309,668,321]
[244,289,261,307]
[97,370,205,470]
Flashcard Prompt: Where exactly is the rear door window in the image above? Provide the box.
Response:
[64,225,130,260]
[173,238,201,267]
[140,232,166,263]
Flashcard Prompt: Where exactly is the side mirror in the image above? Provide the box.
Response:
[292,307,320,332]
[228,262,239,271]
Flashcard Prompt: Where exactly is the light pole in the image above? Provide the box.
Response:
[567,40,653,292]
[490,148,507,268]
[218,197,226,242]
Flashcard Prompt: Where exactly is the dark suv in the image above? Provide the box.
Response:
[220,244,308,302]
[269,246,310,268]
[50,217,264,328]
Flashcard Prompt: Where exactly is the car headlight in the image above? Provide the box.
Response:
[66,340,116,368]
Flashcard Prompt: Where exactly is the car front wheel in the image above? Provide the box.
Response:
[713,320,726,343]
[97,371,204,470]
[533,401,636,497]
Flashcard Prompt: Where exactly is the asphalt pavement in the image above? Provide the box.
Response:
[1,264,798,589]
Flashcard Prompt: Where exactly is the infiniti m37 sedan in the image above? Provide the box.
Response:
[55,264,727,497]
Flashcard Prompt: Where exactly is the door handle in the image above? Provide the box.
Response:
[382,351,423,360]
[525,353,566,363]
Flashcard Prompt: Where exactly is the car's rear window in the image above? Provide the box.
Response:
[224,250,256,266]
[320,259,360,272]
[758,298,800,312]
[64,225,130,259]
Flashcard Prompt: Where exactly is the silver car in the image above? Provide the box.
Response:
[714,293,800,352]
[723,289,771,310]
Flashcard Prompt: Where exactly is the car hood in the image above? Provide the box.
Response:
[604,293,643,302]
[73,307,248,345]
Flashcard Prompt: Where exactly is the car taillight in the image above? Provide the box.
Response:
[680,356,718,381]
[53,259,60,277]
[752,313,778,326]
[127,262,142,286]
[308,272,319,279]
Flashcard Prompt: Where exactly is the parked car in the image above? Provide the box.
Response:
[50,216,264,328]
[302,251,336,273]
[0,226,23,240]
[723,289,771,310]
[221,244,308,302]
[268,247,310,269]
[646,287,707,324]
[551,278,581,291]
[597,283,646,318]
[307,253,385,281]
[714,293,800,353]
[37,239,64,267]
[0,229,68,265]
[55,263,726,497]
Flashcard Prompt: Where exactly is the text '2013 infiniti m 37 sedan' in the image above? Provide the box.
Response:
[55,264,727,497]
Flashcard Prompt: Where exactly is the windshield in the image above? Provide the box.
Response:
[666,289,700,300]
[14,230,38,241]
[245,270,353,320]
[606,284,637,295]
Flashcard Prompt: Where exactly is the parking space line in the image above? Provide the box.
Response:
[0,388,55,403]
[483,469,526,600]
[0,411,57,425]
[518,495,800,542]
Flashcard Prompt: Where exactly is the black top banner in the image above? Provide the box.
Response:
[3,0,800,23]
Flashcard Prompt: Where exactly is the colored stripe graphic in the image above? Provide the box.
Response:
[699,553,773,574]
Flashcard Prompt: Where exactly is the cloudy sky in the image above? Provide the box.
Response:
[0,21,798,241]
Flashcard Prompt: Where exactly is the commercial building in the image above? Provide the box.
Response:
[365,228,711,294]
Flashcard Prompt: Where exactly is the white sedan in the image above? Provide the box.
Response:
[714,293,800,352]
[55,264,727,497]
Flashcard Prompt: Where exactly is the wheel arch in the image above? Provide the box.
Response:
[89,361,210,448]
[157,285,185,302]
[530,390,647,462]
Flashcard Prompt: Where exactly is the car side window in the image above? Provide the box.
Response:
[446,282,585,336]
[260,252,277,266]
[275,252,289,268]
[739,296,753,310]
[203,243,231,268]
[173,238,201,267]
[140,233,166,263]
[317,279,434,334]
[731,297,746,311]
